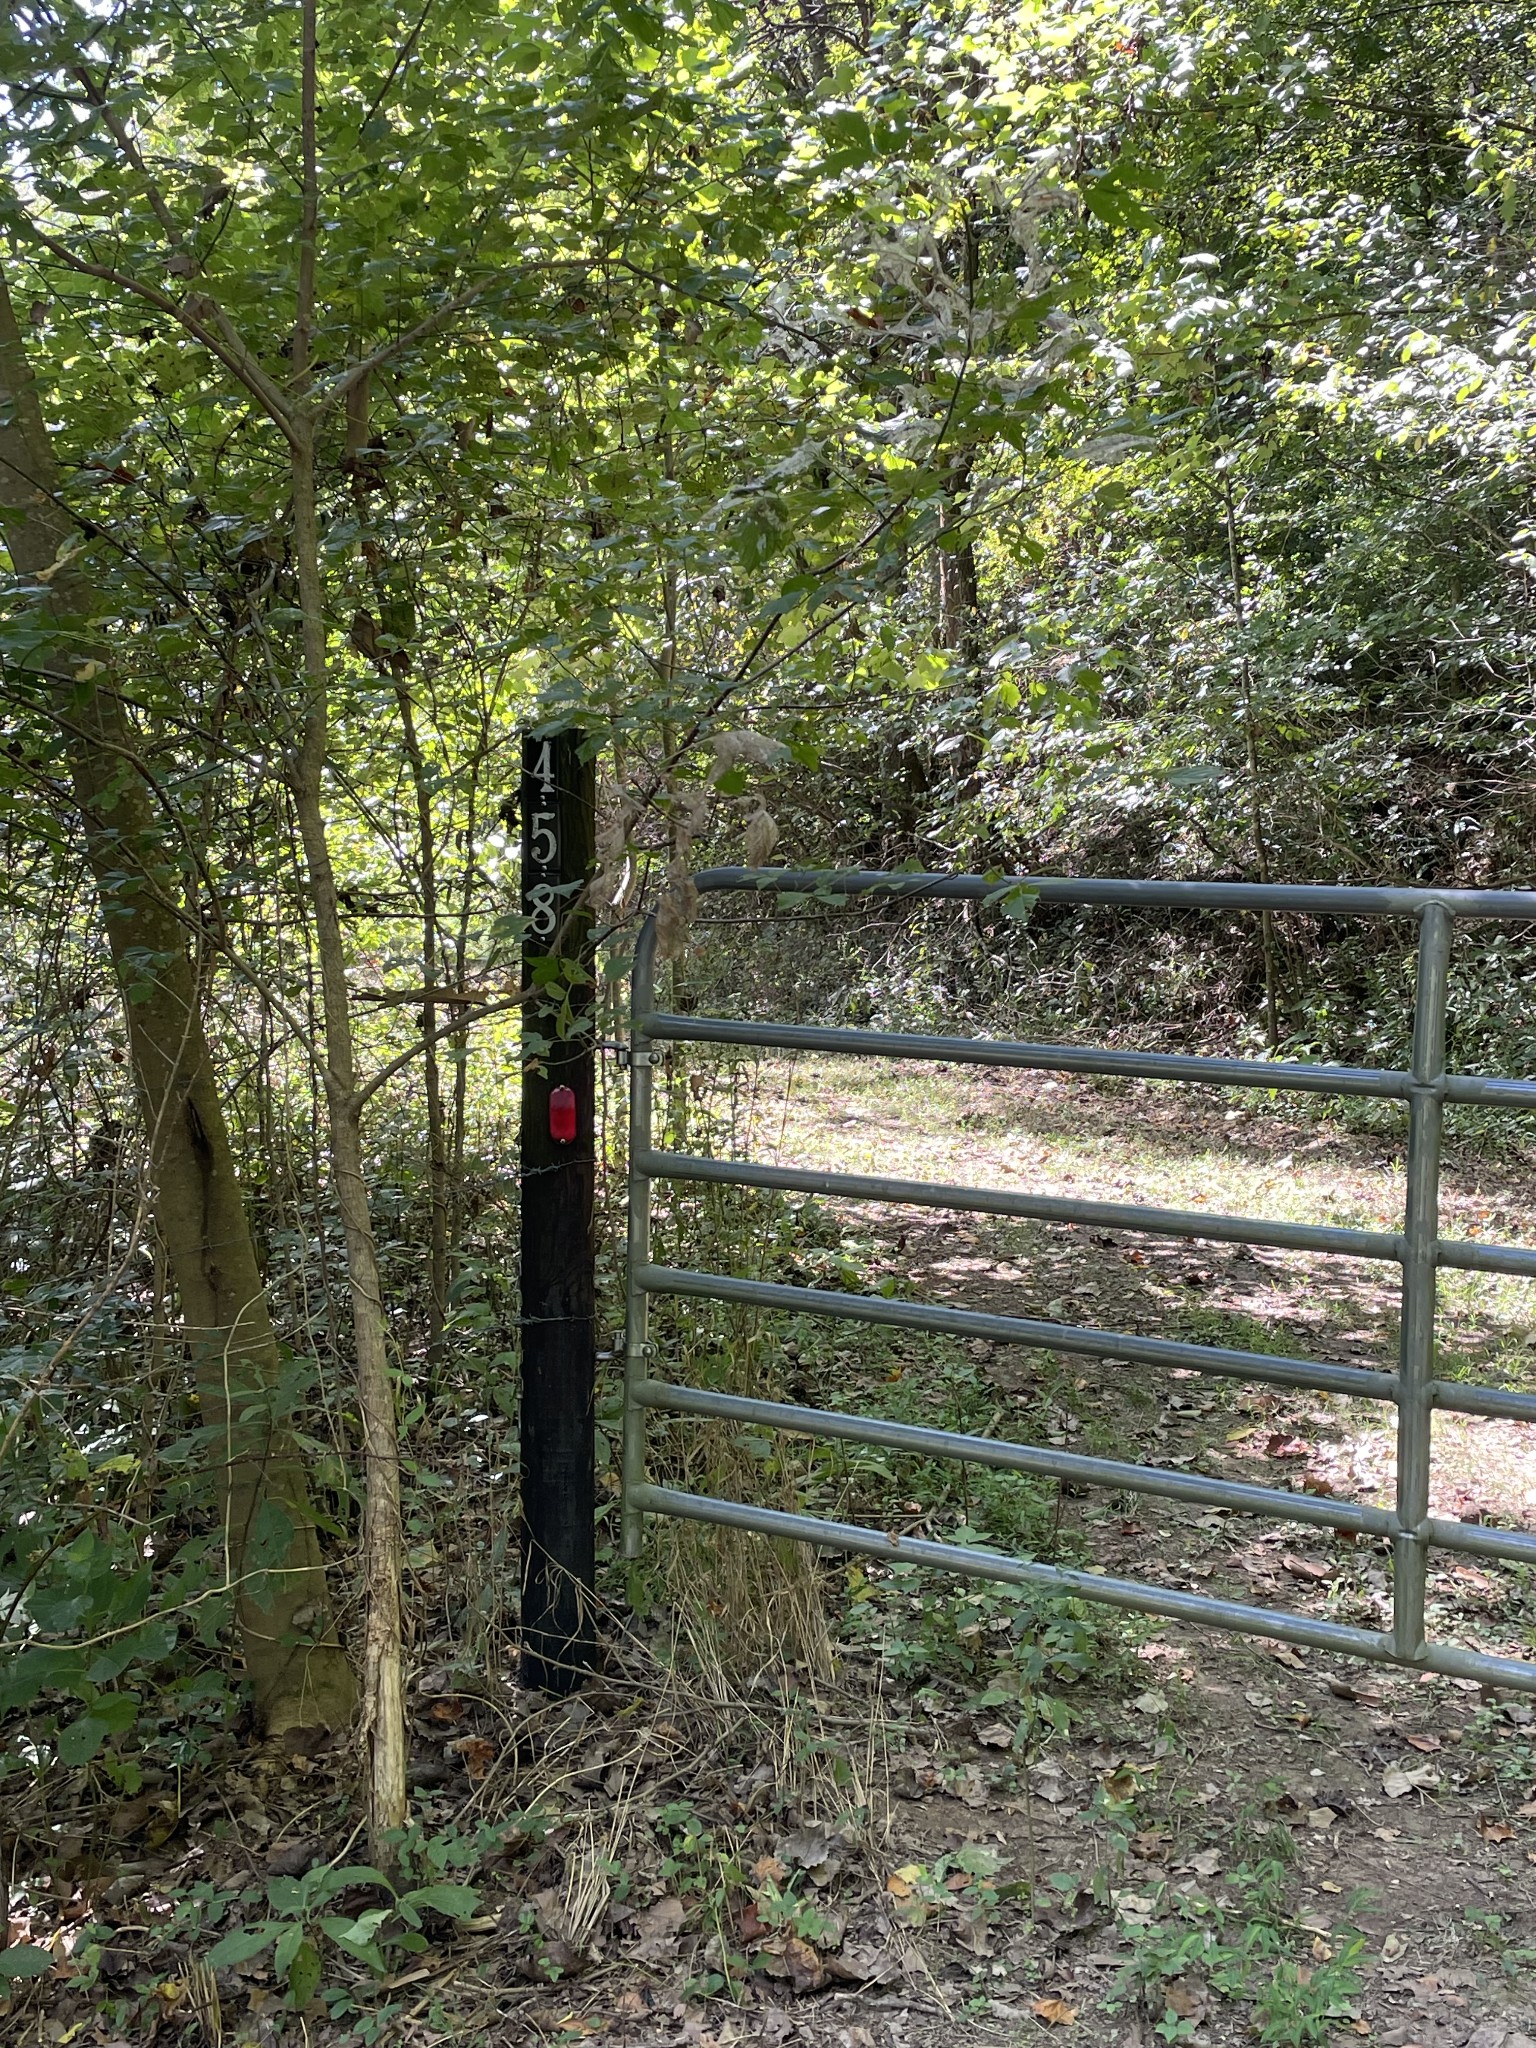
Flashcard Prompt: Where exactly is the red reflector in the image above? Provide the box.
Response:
[548,1085,577,1143]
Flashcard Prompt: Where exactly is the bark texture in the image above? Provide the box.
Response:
[0,268,354,1734]
[289,417,408,1848]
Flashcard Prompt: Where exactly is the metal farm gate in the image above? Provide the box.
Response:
[621,870,1536,1694]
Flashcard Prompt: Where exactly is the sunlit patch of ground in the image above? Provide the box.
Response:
[626,1051,1536,2043]
[715,1051,1536,1601]
[724,1056,1536,1474]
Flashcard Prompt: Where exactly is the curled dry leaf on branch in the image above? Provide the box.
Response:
[589,801,639,913]
[650,771,714,960]
[743,804,779,867]
[669,781,713,841]
[706,727,791,782]
[654,860,700,962]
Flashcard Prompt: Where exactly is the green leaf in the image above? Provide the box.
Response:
[0,1946,54,1979]
[85,1639,140,1686]
[56,1692,137,1764]
[315,1865,395,1896]
[982,884,1038,924]
[207,1923,280,1967]
[1082,157,1160,231]
[245,1499,297,1572]
[273,1921,304,1977]
[400,1882,480,1920]
[325,1907,392,1950]
[286,1935,322,2010]
[0,1646,85,1713]
[55,1716,111,1766]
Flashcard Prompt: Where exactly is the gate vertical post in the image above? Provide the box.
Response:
[519,727,597,1691]
[1393,901,1451,1661]
[622,916,658,1559]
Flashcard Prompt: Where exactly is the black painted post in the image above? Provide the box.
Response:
[519,727,597,1692]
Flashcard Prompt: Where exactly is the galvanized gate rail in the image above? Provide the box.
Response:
[622,870,1536,1694]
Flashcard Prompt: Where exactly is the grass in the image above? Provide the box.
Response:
[1108,1856,1370,2046]
[609,1047,1536,2042]
[673,1054,1536,1542]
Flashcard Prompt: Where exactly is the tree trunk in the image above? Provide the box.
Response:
[347,370,450,1373]
[0,267,354,1736]
[1220,473,1283,1050]
[937,472,982,667]
[937,457,985,804]
[286,0,405,1852]
[395,683,451,1370]
[288,416,408,1853]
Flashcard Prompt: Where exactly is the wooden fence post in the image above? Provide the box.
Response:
[519,726,596,1692]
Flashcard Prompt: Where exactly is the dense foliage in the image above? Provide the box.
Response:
[1,0,1534,2009]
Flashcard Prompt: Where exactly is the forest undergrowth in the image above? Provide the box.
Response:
[7,1048,1536,2048]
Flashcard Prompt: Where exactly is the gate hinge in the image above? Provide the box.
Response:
[602,1039,655,1070]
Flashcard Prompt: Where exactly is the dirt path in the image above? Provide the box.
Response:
[698,1060,1536,2048]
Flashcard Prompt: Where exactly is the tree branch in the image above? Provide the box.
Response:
[19,226,299,443]
[315,284,492,414]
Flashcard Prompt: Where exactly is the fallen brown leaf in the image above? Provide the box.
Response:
[1382,1762,1440,1798]
[824,1942,900,1988]
[1402,1733,1441,1753]
[781,1936,828,1995]
[450,1735,496,1781]
[1325,1676,1384,1705]
[1265,1434,1311,1460]
[630,1896,685,1962]
[1032,1996,1077,2025]
[1100,1762,1138,1801]
[1165,1976,1208,2022]
[776,1825,846,1885]
[263,1838,319,1877]
[952,1910,994,1956]
[1030,1762,1071,1803]
[1282,1555,1334,1583]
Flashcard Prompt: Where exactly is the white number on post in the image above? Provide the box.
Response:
[527,882,558,937]
[530,810,559,866]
